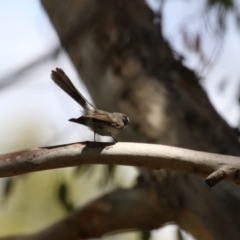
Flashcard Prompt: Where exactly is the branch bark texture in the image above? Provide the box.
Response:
[1,142,240,186]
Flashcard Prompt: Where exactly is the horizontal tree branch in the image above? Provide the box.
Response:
[1,142,240,186]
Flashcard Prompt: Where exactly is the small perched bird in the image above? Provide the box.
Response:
[51,68,130,142]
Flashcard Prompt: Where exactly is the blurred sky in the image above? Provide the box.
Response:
[1,0,239,239]
[0,0,99,153]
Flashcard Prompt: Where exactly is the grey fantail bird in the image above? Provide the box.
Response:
[51,68,130,142]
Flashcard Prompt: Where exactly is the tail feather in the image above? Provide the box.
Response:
[51,68,95,114]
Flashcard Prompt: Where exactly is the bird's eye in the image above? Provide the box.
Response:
[122,115,131,125]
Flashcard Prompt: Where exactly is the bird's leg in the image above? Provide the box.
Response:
[111,135,118,144]
[94,131,96,142]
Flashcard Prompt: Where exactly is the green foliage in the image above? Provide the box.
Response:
[208,0,233,9]
[57,182,74,212]
[73,165,92,177]
[100,165,116,186]
[176,228,185,240]
[1,178,15,202]
[141,231,151,240]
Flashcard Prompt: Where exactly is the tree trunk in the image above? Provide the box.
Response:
[41,0,240,239]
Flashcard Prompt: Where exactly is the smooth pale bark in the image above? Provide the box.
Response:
[1,142,240,187]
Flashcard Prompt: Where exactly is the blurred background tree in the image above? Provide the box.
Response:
[1,0,240,239]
